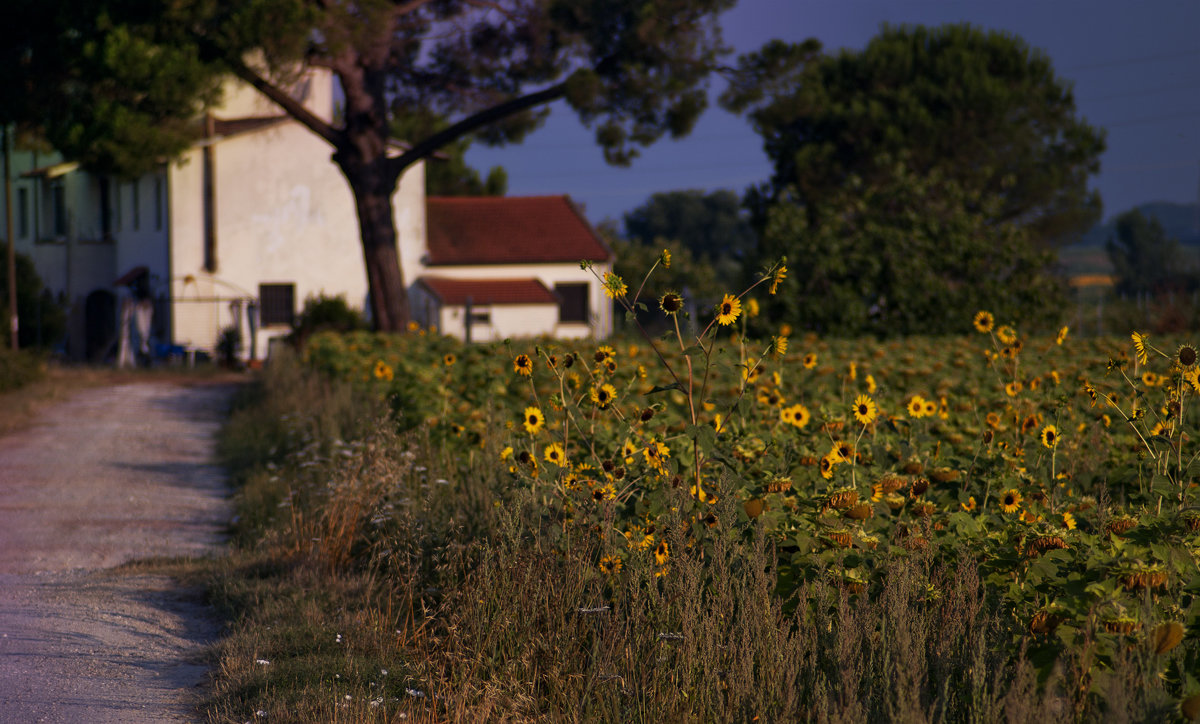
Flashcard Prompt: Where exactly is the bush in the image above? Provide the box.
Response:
[0,252,67,349]
[289,294,367,348]
[0,347,45,392]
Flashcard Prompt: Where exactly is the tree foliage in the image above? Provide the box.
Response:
[391,111,506,197]
[624,189,755,263]
[1106,209,1193,297]
[0,253,67,349]
[757,162,1067,337]
[722,24,1106,248]
[5,0,736,330]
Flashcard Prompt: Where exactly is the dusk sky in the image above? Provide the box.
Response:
[465,0,1200,230]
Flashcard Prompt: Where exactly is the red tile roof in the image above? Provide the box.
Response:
[416,276,559,306]
[425,195,611,266]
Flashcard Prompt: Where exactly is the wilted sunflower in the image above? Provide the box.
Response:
[659,291,684,315]
[852,394,877,425]
[522,406,545,435]
[1177,344,1198,369]
[973,310,995,333]
[590,383,617,409]
[1040,425,1058,449]
[1000,489,1022,514]
[513,353,534,376]
[716,294,742,326]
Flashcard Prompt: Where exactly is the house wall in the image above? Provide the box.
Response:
[416,261,614,340]
[435,302,561,343]
[168,117,426,359]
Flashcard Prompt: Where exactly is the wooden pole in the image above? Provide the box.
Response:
[4,125,17,350]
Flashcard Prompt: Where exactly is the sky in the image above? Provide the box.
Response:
[465,0,1200,230]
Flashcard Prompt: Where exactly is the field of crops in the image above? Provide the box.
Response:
[296,267,1200,713]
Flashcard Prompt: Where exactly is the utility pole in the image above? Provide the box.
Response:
[4,125,17,351]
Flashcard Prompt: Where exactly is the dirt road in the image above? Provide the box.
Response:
[0,381,237,722]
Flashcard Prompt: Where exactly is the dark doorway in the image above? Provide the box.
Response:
[84,290,117,362]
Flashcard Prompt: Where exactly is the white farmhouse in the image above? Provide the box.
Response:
[2,69,613,362]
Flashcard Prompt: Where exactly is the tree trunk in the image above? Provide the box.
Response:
[348,177,409,332]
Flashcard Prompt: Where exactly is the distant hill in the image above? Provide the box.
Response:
[1078,201,1200,246]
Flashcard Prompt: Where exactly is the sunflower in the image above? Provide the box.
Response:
[819,454,836,480]
[961,496,977,512]
[1005,381,1021,398]
[1056,325,1069,345]
[996,326,1017,345]
[598,555,622,575]
[644,440,670,470]
[1040,425,1058,449]
[544,442,566,465]
[865,374,877,394]
[602,271,628,299]
[513,353,534,376]
[833,440,853,462]
[522,406,545,435]
[593,345,615,364]
[1178,344,1198,369]
[443,353,456,367]
[973,310,995,333]
[1131,332,1149,365]
[773,336,788,358]
[715,294,742,326]
[1062,511,1077,530]
[654,540,670,566]
[1000,489,1023,514]
[660,248,671,268]
[803,353,818,369]
[659,291,684,315]
[769,264,787,295]
[591,383,617,409]
[907,395,927,418]
[922,400,937,417]
[852,394,877,425]
[781,403,811,429]
[985,411,1001,428]
[373,360,394,381]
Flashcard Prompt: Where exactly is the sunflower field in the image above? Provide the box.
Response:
[278,258,1200,719]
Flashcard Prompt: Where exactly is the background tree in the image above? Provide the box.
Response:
[756,161,1067,336]
[1106,209,1193,297]
[603,227,722,332]
[622,189,754,292]
[0,253,67,350]
[8,0,735,331]
[391,111,507,197]
[722,25,1106,247]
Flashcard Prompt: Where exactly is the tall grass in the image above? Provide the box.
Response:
[203,348,1198,722]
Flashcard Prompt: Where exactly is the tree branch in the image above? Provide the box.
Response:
[223,56,344,149]
[388,81,566,176]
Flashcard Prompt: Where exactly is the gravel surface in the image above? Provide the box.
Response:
[0,381,237,723]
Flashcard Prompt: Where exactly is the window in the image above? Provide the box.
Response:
[555,283,589,323]
[16,187,28,239]
[259,283,295,326]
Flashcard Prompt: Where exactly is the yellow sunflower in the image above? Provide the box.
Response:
[654,540,670,566]
[1000,489,1022,514]
[544,442,566,466]
[599,555,623,574]
[852,394,877,426]
[443,353,456,366]
[769,264,787,295]
[373,360,394,381]
[1056,325,1069,345]
[716,293,742,326]
[907,395,927,418]
[781,403,811,429]
[513,353,534,376]
[1131,332,1149,365]
[973,310,994,333]
[996,325,1017,345]
[590,383,617,409]
[1040,425,1059,449]
[1062,511,1077,530]
[522,406,545,435]
[961,496,977,512]
[602,271,628,299]
[803,353,818,369]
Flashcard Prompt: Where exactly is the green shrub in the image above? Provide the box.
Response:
[0,347,45,392]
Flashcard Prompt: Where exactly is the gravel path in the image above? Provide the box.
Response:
[0,381,237,722]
